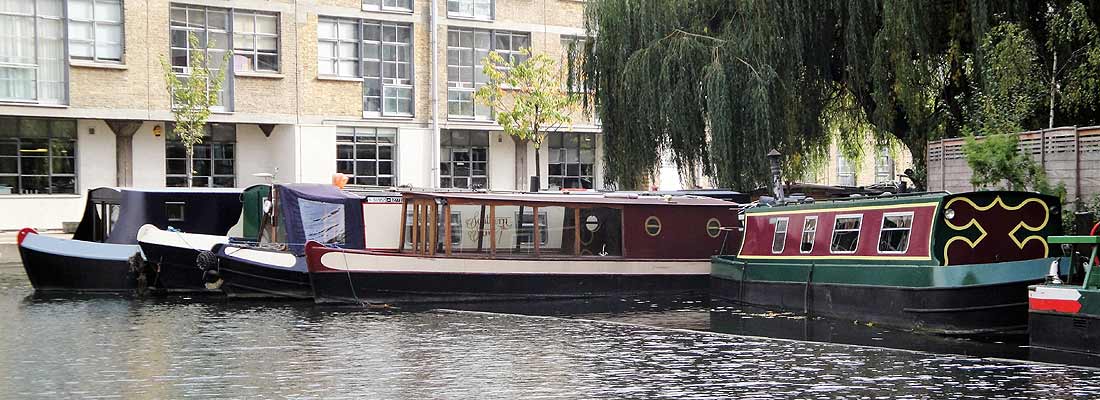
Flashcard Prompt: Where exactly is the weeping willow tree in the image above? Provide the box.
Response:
[581,0,1100,191]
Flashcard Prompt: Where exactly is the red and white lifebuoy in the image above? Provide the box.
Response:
[16,227,37,246]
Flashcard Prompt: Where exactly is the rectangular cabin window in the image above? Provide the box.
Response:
[405,210,461,248]
[800,216,817,253]
[771,217,788,254]
[878,212,913,253]
[166,202,186,222]
[830,215,862,253]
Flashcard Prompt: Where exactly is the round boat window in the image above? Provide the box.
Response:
[645,216,662,237]
[585,215,600,232]
[706,218,722,238]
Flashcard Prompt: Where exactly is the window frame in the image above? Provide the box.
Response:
[364,21,414,117]
[548,132,596,190]
[877,211,914,254]
[515,209,549,248]
[829,214,863,254]
[446,27,529,120]
[169,4,240,112]
[771,217,788,254]
[67,0,125,63]
[875,148,894,184]
[164,123,236,188]
[0,0,68,105]
[447,0,493,20]
[439,130,489,189]
[836,154,856,186]
[363,0,414,14]
[231,10,280,73]
[0,117,78,195]
[799,216,817,254]
[317,17,360,78]
[336,126,397,186]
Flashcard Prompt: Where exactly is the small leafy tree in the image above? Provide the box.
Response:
[160,32,229,187]
[475,49,579,190]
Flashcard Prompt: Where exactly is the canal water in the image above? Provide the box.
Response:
[4,262,1100,399]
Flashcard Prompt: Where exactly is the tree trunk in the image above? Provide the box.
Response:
[534,144,542,191]
[186,147,194,188]
[1049,51,1058,129]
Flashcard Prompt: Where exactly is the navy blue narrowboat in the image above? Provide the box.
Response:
[19,187,243,293]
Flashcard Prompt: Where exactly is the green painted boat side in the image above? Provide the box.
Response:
[713,255,1068,288]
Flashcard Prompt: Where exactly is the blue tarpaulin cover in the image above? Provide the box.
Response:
[277,184,365,255]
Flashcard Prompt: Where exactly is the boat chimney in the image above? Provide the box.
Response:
[767,149,785,201]
[1047,258,1063,285]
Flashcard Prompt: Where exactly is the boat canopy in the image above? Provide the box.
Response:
[73,187,244,244]
[276,184,365,254]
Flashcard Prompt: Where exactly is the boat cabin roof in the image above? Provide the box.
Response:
[402,191,736,207]
[744,192,948,214]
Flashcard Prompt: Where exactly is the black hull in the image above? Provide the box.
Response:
[140,242,214,293]
[19,245,138,293]
[217,255,312,300]
[710,278,1034,335]
[1029,311,1100,355]
[310,271,708,304]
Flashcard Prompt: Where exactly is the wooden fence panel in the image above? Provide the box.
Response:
[926,126,1100,204]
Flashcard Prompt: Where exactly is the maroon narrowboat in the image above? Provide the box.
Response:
[305,192,739,304]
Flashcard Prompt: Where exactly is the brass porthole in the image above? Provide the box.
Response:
[645,216,662,237]
[706,218,722,238]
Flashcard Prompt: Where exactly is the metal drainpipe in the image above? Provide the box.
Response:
[429,0,441,187]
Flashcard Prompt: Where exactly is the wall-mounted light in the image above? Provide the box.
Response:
[89,127,95,135]
[153,125,163,137]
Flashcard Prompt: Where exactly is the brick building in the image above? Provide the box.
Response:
[0,0,600,230]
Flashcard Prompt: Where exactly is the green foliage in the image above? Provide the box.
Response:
[580,0,1100,191]
[160,32,229,187]
[961,132,1066,199]
[974,22,1044,135]
[1048,1,1100,115]
[475,49,580,186]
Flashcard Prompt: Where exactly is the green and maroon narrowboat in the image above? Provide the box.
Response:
[1029,233,1100,355]
[711,191,1068,335]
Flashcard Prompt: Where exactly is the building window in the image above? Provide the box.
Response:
[771,217,788,254]
[837,154,855,186]
[165,123,236,188]
[549,132,595,189]
[875,148,894,183]
[317,18,359,77]
[448,0,492,19]
[516,210,548,248]
[363,21,413,116]
[0,117,76,195]
[337,127,396,186]
[440,130,488,189]
[319,17,414,117]
[231,11,278,72]
[68,0,123,62]
[169,4,234,111]
[800,216,817,253]
[878,212,913,253]
[363,0,413,12]
[447,28,529,119]
[830,215,862,253]
[0,0,66,104]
